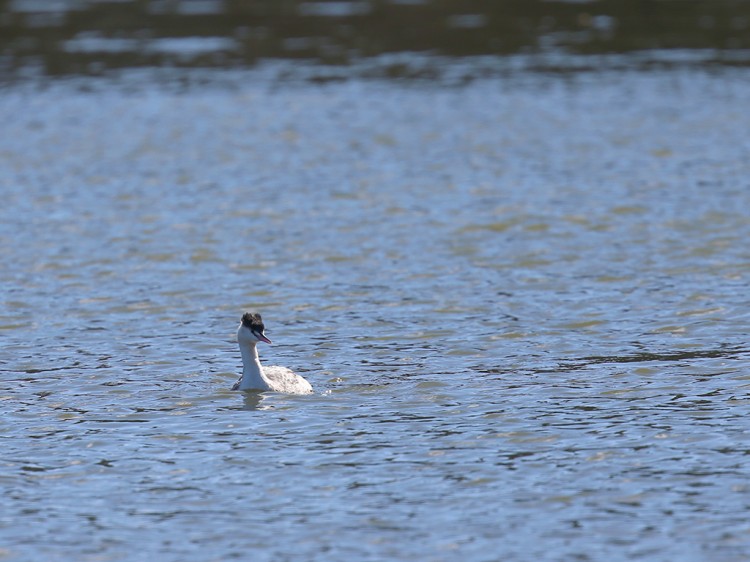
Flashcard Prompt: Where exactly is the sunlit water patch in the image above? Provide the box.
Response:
[1,70,750,561]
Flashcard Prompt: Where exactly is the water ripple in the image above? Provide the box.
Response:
[2,70,750,560]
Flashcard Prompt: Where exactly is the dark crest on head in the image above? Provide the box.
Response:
[241,312,265,333]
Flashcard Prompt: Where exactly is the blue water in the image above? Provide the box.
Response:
[1,69,750,561]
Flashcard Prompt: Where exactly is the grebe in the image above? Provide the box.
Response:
[231,312,313,394]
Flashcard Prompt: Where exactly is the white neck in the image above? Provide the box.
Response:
[238,342,271,391]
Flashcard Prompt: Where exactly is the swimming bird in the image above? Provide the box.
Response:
[232,312,313,394]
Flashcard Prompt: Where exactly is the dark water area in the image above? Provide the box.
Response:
[2,0,750,81]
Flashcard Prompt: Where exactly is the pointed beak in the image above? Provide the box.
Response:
[257,333,272,344]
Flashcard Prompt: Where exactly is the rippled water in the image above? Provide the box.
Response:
[4,0,750,78]
[2,69,750,561]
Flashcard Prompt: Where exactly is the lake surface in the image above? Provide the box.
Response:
[3,0,750,79]
[2,67,750,561]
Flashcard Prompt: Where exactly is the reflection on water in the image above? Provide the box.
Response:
[2,0,750,79]
[1,69,750,560]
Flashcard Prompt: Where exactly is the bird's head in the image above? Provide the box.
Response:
[237,312,272,345]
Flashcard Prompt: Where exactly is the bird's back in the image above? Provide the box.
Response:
[262,366,313,394]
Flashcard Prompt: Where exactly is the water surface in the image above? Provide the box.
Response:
[1,69,750,561]
[3,0,750,79]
